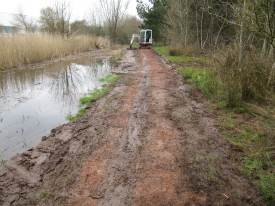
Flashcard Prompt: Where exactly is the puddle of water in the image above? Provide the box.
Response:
[0,55,112,160]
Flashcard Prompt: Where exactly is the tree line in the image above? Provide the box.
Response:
[138,0,275,109]
[137,0,275,59]
[13,0,139,44]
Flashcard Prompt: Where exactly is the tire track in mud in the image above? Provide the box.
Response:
[68,49,208,206]
[95,50,149,206]
[131,50,206,206]
[0,49,265,206]
[68,50,150,206]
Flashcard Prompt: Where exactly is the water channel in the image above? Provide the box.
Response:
[0,54,112,160]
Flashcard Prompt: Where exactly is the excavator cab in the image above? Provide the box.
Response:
[139,29,153,48]
[129,29,153,49]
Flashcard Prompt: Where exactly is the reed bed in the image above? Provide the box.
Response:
[0,34,109,69]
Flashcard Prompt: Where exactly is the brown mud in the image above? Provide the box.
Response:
[0,49,264,206]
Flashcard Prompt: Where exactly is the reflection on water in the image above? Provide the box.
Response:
[0,56,111,160]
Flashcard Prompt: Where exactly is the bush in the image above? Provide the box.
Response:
[215,46,274,107]
[169,48,184,56]
[241,52,272,101]
[215,48,242,107]
[181,46,203,56]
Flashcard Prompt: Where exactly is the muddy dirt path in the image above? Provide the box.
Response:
[0,50,264,206]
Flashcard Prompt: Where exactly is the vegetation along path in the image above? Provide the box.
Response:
[0,49,264,205]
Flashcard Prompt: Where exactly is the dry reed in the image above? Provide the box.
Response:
[0,34,109,69]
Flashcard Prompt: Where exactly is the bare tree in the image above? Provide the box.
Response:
[55,1,71,37]
[40,1,71,37]
[86,9,104,36]
[99,0,129,42]
[250,0,275,57]
[206,0,249,61]
[166,0,189,47]
[40,7,57,34]
[13,11,37,32]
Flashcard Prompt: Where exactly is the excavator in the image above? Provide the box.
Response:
[129,29,152,49]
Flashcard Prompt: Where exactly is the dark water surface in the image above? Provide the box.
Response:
[0,55,111,160]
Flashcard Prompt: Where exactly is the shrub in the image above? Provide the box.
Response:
[169,48,184,56]
[241,52,272,101]
[215,48,242,107]
[215,46,274,107]
[180,46,203,56]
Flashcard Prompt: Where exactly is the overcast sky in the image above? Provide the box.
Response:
[0,0,138,21]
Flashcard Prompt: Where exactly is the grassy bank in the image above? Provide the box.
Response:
[154,46,275,205]
[180,68,275,206]
[0,34,109,70]
[154,46,209,64]
[67,74,120,122]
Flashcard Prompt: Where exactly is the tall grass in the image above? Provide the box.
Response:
[154,46,209,64]
[215,46,275,107]
[176,48,275,205]
[0,34,110,70]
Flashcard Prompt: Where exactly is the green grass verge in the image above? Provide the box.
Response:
[67,74,120,122]
[177,66,275,205]
[221,116,275,205]
[100,74,120,84]
[67,108,86,122]
[154,46,169,56]
[177,67,221,98]
[153,46,208,64]
[259,173,275,204]
[79,87,111,105]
